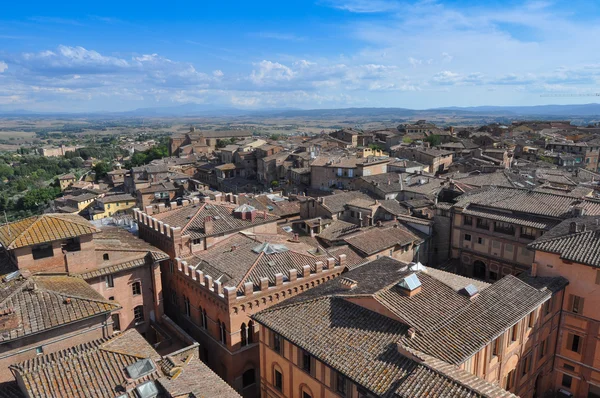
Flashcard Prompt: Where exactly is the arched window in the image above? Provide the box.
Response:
[248,320,255,344]
[219,321,227,344]
[241,323,247,347]
[202,308,208,329]
[103,253,109,261]
[242,368,256,388]
[184,296,190,317]
[198,305,204,327]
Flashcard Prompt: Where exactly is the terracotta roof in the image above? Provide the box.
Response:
[0,274,120,342]
[254,257,564,397]
[528,216,600,267]
[137,181,178,194]
[344,225,424,256]
[254,276,516,397]
[97,194,136,204]
[0,214,100,250]
[9,329,240,398]
[316,219,360,242]
[454,186,600,218]
[320,191,375,214]
[153,203,279,240]
[58,173,76,180]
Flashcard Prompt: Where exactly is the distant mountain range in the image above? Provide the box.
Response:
[2,103,600,118]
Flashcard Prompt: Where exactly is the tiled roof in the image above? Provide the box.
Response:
[97,194,136,204]
[154,203,278,240]
[0,274,119,342]
[320,191,375,214]
[453,186,600,218]
[9,329,240,398]
[253,296,515,398]
[0,214,100,250]
[183,233,330,291]
[344,225,424,255]
[462,206,559,229]
[316,219,360,242]
[81,226,169,280]
[137,181,178,194]
[528,216,600,267]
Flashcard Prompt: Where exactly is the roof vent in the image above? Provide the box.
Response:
[397,273,422,297]
[2,270,21,283]
[135,380,159,398]
[126,359,156,379]
[460,284,479,299]
[339,277,358,290]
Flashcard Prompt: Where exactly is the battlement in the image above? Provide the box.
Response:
[173,253,347,308]
[133,207,182,241]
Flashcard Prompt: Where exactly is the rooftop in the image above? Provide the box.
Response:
[9,329,240,398]
[0,214,100,250]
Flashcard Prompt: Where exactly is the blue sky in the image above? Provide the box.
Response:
[1,0,600,112]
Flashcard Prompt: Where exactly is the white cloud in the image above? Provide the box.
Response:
[0,61,7,73]
[322,0,399,13]
[408,57,422,68]
[250,60,295,85]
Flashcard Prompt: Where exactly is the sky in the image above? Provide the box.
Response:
[1,0,600,112]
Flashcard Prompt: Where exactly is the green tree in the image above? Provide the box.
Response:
[424,134,441,146]
[402,136,413,144]
[270,180,279,188]
[93,161,112,179]
[270,134,281,141]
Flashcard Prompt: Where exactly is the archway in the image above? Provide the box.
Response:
[473,260,486,280]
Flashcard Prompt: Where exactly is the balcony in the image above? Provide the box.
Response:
[494,224,515,236]
[476,220,490,230]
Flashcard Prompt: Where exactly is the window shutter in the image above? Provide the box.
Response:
[579,297,585,314]
[568,294,574,312]
[566,333,574,351]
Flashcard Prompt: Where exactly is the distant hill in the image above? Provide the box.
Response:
[1,103,600,118]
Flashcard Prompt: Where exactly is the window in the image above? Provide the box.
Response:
[521,355,531,376]
[538,338,547,359]
[202,308,208,329]
[505,369,516,390]
[274,369,283,391]
[336,371,347,396]
[464,216,473,226]
[103,253,109,261]
[570,294,584,314]
[337,168,343,177]
[108,296,114,300]
[219,321,227,345]
[112,313,121,331]
[543,298,551,315]
[563,363,575,371]
[491,338,499,357]
[489,271,498,281]
[303,392,312,398]
[505,243,514,252]
[562,374,573,389]
[476,218,489,229]
[134,306,144,324]
[389,249,393,256]
[302,350,312,374]
[520,227,536,239]
[183,296,190,317]
[596,270,600,285]
[494,222,515,235]
[35,346,43,355]
[272,332,282,354]
[242,369,255,388]
[248,321,254,344]
[350,211,355,218]
[347,169,354,177]
[169,261,174,274]
[464,234,472,241]
[32,244,53,260]
[510,324,518,343]
[105,275,114,288]
[241,323,248,347]
[477,237,485,245]
[567,333,582,353]
[528,312,535,328]
[132,281,141,296]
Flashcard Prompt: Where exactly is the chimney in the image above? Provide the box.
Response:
[407,328,417,339]
[64,297,72,304]
[204,216,214,235]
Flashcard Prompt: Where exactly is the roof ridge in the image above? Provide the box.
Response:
[44,213,101,232]
[529,229,594,247]
[181,202,208,232]
[236,252,265,290]
[1,216,37,249]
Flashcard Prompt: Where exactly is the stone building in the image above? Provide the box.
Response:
[57,173,76,191]
[253,257,567,398]
[449,186,600,281]
[528,217,600,397]
[392,147,454,175]
[310,155,389,190]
